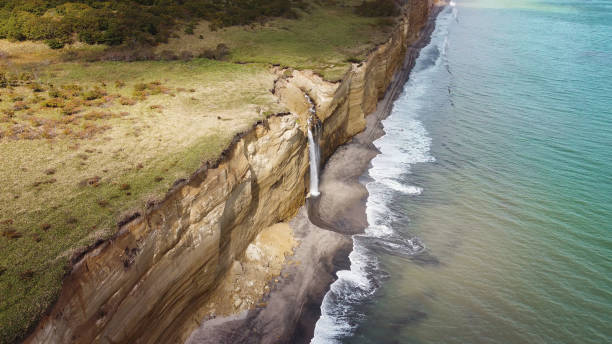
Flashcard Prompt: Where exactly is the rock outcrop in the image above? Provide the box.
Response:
[25,1,436,343]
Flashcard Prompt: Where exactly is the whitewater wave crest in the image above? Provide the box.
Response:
[311,7,454,344]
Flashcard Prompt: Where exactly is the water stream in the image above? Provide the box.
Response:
[306,94,321,197]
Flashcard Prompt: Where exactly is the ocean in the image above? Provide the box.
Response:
[311,0,612,343]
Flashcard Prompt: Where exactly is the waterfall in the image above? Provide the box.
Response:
[306,94,321,197]
[307,123,320,197]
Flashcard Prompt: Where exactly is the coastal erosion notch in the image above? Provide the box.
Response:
[24,1,438,343]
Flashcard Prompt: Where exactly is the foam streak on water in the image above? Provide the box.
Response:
[310,9,453,343]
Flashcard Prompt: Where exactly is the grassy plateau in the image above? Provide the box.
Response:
[0,1,398,342]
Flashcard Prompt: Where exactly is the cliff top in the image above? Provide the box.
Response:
[0,0,401,342]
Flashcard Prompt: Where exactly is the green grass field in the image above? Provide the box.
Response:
[0,1,396,342]
[156,3,395,80]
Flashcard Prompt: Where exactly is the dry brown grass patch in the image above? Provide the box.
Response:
[13,101,29,111]
[43,98,65,108]
[118,97,136,106]
[83,111,113,121]
[79,176,102,187]
[1,229,21,239]
[82,87,107,101]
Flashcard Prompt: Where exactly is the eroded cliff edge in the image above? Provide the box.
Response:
[25,1,437,343]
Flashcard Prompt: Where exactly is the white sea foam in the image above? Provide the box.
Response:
[443,36,449,56]
[312,243,378,344]
[381,179,424,195]
[311,8,453,343]
[451,2,458,20]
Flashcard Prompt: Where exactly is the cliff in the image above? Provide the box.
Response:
[25,1,436,343]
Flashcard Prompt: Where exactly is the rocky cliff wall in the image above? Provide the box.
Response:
[25,1,434,342]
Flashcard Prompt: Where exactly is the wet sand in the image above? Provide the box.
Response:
[185,6,445,344]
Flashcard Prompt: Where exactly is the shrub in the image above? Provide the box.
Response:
[18,72,33,82]
[48,88,62,98]
[61,84,83,97]
[184,22,196,35]
[60,115,78,125]
[82,87,106,100]
[199,43,230,60]
[159,50,178,61]
[41,126,57,139]
[28,83,45,92]
[0,0,307,51]
[0,73,8,88]
[215,44,230,60]
[45,39,65,50]
[74,123,111,139]
[180,50,194,61]
[43,98,65,108]
[62,100,83,115]
[131,81,168,97]
[83,111,112,121]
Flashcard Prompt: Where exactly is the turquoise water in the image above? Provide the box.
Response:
[312,0,612,343]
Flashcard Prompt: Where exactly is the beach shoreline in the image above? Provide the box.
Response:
[185,5,446,343]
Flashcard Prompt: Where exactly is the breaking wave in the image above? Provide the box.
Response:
[311,7,453,344]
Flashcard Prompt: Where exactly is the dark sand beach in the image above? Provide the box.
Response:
[185,6,445,344]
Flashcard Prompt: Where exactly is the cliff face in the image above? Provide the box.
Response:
[26,1,434,343]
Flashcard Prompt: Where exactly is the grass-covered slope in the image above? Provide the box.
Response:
[155,4,396,80]
[0,1,400,342]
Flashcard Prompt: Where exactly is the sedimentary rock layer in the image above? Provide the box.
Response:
[25,1,436,343]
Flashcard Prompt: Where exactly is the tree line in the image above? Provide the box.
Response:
[0,0,306,48]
